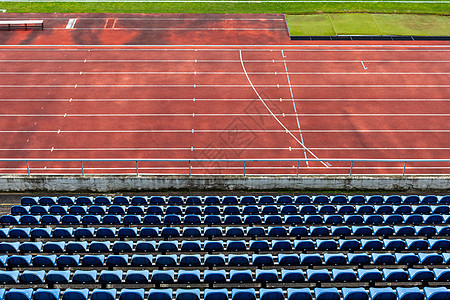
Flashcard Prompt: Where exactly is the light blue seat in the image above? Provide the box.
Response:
[230,270,252,283]
[19,270,45,284]
[342,287,368,300]
[339,239,360,251]
[419,253,443,265]
[395,253,419,265]
[176,289,200,300]
[148,289,172,300]
[131,254,152,267]
[255,269,278,283]
[99,270,123,284]
[383,268,408,282]
[33,289,60,300]
[7,255,32,267]
[89,241,110,253]
[72,270,97,284]
[332,269,356,282]
[204,254,225,267]
[306,269,330,283]
[151,270,174,284]
[281,269,305,283]
[0,255,6,267]
[278,253,300,266]
[31,227,52,238]
[135,241,156,252]
[106,254,128,267]
[424,287,450,300]
[0,270,19,284]
[408,268,434,282]
[231,289,256,300]
[433,268,450,282]
[287,288,312,300]
[119,289,145,300]
[82,254,105,267]
[260,288,283,300]
[180,254,201,267]
[370,288,396,300]
[0,228,9,238]
[204,289,228,300]
[62,289,89,300]
[372,253,395,265]
[91,289,117,300]
[32,255,56,267]
[396,287,424,300]
[45,270,70,284]
[358,268,382,282]
[4,288,33,300]
[177,270,200,284]
[315,288,339,300]
[204,270,227,283]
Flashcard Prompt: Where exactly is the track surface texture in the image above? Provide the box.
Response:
[0,13,449,175]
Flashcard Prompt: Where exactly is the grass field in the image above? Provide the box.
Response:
[287,13,450,36]
[0,1,448,15]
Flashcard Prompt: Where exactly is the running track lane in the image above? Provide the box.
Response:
[0,45,449,175]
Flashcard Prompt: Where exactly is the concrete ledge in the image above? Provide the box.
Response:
[0,175,449,192]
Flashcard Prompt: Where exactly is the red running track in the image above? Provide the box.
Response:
[0,14,448,175]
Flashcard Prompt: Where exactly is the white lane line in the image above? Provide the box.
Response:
[0,98,448,102]
[0,113,449,117]
[239,49,329,168]
[1,71,449,75]
[282,50,309,166]
[65,18,77,29]
[0,59,448,63]
[0,84,448,88]
[0,147,448,151]
[1,129,449,133]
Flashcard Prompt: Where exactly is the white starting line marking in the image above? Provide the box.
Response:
[361,61,368,70]
[65,18,77,29]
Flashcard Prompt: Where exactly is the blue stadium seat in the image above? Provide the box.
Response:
[21,196,39,206]
[316,239,337,251]
[252,254,274,267]
[409,268,434,282]
[19,242,42,253]
[287,288,312,300]
[300,253,322,266]
[255,269,278,283]
[260,288,283,300]
[56,255,80,267]
[204,196,220,205]
[131,196,148,205]
[204,215,221,225]
[62,289,89,300]
[227,240,246,251]
[306,269,330,283]
[148,289,172,300]
[168,196,183,205]
[373,226,394,237]
[278,253,299,266]
[342,287,368,300]
[419,253,443,265]
[11,205,30,215]
[281,205,298,215]
[433,268,450,282]
[396,287,423,300]
[180,254,201,267]
[46,270,70,284]
[228,254,249,266]
[310,226,329,237]
[161,227,180,238]
[0,270,19,284]
[7,255,32,267]
[130,254,152,267]
[10,227,31,238]
[383,269,408,282]
[149,196,165,205]
[429,239,450,250]
[147,206,164,215]
[158,240,178,252]
[204,240,224,252]
[30,227,52,238]
[119,289,145,300]
[315,288,339,300]
[358,269,382,282]
[395,253,419,265]
[0,215,20,225]
[331,226,351,237]
[106,254,128,267]
[176,289,200,300]
[181,240,201,252]
[407,238,430,250]
[33,289,61,300]
[369,288,396,300]
[289,227,308,237]
[89,241,110,253]
[204,227,222,238]
[339,239,360,251]
[231,289,256,300]
[423,287,449,300]
[177,270,200,283]
[183,227,201,237]
[151,270,174,284]
[294,240,315,251]
[113,241,133,253]
[261,205,278,215]
[155,254,177,267]
[19,270,45,284]
[61,215,81,225]
[249,240,269,251]
[140,227,158,237]
[82,254,105,267]
[125,270,149,284]
[230,270,253,283]
[204,270,227,283]
[352,226,373,236]
[32,255,56,267]
[109,205,126,215]
[204,254,225,267]
[223,196,238,205]
[204,289,228,300]
[224,206,240,215]
[73,270,97,284]
[91,289,117,300]
[361,239,383,251]
[324,253,346,265]
[394,226,415,236]
[281,269,305,283]
[332,269,356,282]
[385,195,402,204]
[76,196,93,205]
[372,253,395,265]
[368,195,383,204]
[102,215,121,225]
[66,241,88,253]
[4,288,33,300]
[99,270,123,284]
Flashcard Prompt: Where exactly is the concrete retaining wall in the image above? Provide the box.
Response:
[0,175,448,192]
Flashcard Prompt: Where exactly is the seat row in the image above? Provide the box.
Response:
[12,204,450,216]
[1,252,450,268]
[21,195,450,206]
[2,225,449,240]
[2,238,450,254]
[2,287,450,300]
[3,214,449,226]
[2,267,450,284]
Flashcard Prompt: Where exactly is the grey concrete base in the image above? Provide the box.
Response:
[0,175,449,192]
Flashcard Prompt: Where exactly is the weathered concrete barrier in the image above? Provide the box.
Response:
[0,175,448,192]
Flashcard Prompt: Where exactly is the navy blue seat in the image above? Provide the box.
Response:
[106,254,128,267]
[315,288,340,300]
[324,253,346,265]
[204,270,226,283]
[289,227,308,237]
[348,253,370,265]
[168,196,183,205]
[227,240,246,251]
[119,288,145,300]
[180,254,201,267]
[294,240,315,251]
[395,253,419,265]
[383,268,408,282]
[19,270,45,284]
[89,241,110,253]
[62,289,89,300]
[76,196,93,205]
[260,288,283,300]
[358,269,382,282]
[176,289,200,300]
[300,254,322,266]
[424,287,450,300]
[0,270,19,284]
[409,268,434,282]
[158,241,178,252]
[370,288,396,300]
[232,289,256,300]
[204,227,222,238]
[419,253,443,265]
[252,254,274,267]
[19,241,42,253]
[151,270,174,284]
[177,270,200,283]
[278,253,300,266]
[10,227,31,238]
[305,215,322,224]
[91,289,117,300]
[149,196,165,205]
[7,255,32,267]
[131,196,148,205]
[73,270,97,284]
[113,241,133,253]
[230,270,252,283]
[396,287,423,300]
[82,254,105,267]
[204,289,228,300]
[30,205,49,215]
[204,254,225,267]
[4,288,33,300]
[332,269,356,282]
[61,215,80,225]
[223,196,238,205]
[183,227,201,237]
[281,270,305,283]
[32,255,56,267]
[46,270,70,284]
[204,240,224,252]
[155,254,177,267]
[130,254,152,267]
[21,196,39,206]
[268,226,287,237]
[99,270,123,284]
[372,253,395,265]
[118,227,138,238]
[34,289,61,300]
[148,289,172,300]
[228,254,249,266]
[204,196,220,205]
[306,269,330,283]
[433,268,450,282]
[287,288,311,300]
[342,287,368,300]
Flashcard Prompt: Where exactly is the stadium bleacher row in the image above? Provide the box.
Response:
[0,194,448,300]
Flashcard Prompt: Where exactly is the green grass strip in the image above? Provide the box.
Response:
[0,2,448,15]
[287,13,450,36]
